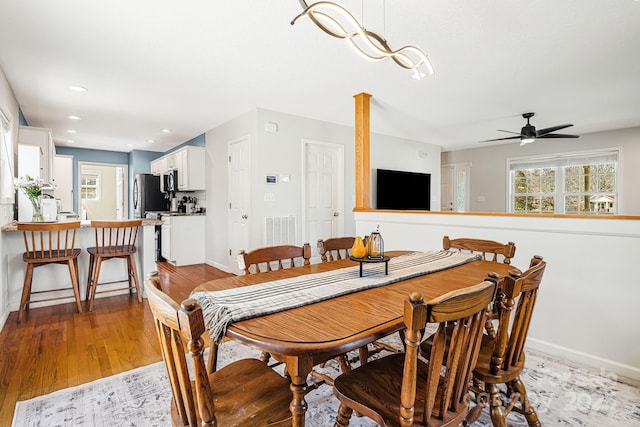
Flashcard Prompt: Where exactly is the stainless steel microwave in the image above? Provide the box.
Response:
[162,169,178,193]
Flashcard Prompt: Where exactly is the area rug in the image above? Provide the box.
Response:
[12,337,640,426]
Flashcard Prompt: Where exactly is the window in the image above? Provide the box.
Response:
[81,171,100,201]
[0,106,14,203]
[509,150,619,215]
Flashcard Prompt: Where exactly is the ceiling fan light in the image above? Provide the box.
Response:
[520,137,535,146]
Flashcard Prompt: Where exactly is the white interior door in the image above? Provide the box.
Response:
[442,163,471,212]
[228,136,251,274]
[115,166,125,219]
[304,140,344,261]
[441,165,454,211]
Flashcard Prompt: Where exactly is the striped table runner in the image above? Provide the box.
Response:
[192,250,481,343]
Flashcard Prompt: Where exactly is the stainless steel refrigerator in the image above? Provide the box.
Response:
[133,173,167,218]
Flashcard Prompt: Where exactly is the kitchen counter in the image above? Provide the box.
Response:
[0,218,162,232]
[145,211,206,217]
[0,218,159,330]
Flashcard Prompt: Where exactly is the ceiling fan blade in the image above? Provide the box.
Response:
[536,124,573,136]
[479,136,521,143]
[537,133,580,139]
[497,129,521,135]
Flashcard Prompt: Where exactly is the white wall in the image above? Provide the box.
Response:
[355,210,640,382]
[0,67,19,328]
[441,126,640,214]
[204,108,442,271]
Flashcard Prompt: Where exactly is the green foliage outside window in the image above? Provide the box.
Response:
[511,160,616,215]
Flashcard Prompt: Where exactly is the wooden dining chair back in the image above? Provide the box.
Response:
[238,242,311,274]
[317,236,369,262]
[17,221,83,321]
[86,219,142,311]
[470,256,547,427]
[443,235,516,264]
[332,278,497,427]
[145,273,292,427]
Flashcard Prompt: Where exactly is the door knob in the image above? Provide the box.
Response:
[333,212,339,216]
[242,214,248,219]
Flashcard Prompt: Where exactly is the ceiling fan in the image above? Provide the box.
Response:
[482,112,580,146]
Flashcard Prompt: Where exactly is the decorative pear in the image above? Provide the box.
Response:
[351,236,367,258]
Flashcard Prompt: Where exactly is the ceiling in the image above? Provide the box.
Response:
[1,0,639,153]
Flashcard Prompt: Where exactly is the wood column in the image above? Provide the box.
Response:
[354,92,371,209]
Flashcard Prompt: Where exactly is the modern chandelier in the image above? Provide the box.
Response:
[291,1,434,79]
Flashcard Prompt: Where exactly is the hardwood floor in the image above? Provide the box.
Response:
[0,262,233,427]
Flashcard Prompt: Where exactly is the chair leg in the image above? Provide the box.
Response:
[486,382,507,427]
[86,254,95,301]
[357,345,369,366]
[67,259,83,314]
[128,254,142,303]
[206,338,218,374]
[88,258,103,311]
[333,404,353,427]
[17,264,34,322]
[509,377,541,427]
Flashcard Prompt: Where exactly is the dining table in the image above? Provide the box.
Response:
[190,250,519,426]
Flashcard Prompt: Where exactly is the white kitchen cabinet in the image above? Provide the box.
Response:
[165,153,177,170]
[150,158,163,175]
[18,126,55,185]
[161,215,205,266]
[176,146,205,191]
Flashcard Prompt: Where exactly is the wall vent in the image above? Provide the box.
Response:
[264,215,297,246]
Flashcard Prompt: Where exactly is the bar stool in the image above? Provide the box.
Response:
[17,221,83,322]
[85,219,143,311]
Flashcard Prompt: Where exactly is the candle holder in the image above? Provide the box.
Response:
[367,225,384,260]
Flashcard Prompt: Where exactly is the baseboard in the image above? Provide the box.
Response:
[527,337,640,384]
[205,258,233,274]
[0,306,9,333]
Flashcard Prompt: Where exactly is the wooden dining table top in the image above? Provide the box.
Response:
[190,251,519,361]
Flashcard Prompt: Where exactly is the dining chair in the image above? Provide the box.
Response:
[144,273,292,427]
[236,242,311,364]
[317,236,368,262]
[467,256,547,427]
[443,235,516,265]
[237,243,312,274]
[17,221,83,322]
[443,235,517,337]
[85,219,142,311]
[332,278,498,427]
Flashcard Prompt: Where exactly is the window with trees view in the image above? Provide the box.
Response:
[80,171,100,201]
[509,150,618,215]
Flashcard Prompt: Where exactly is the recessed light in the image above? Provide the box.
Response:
[68,85,88,92]
[161,129,173,133]
[146,139,156,143]
[67,115,81,120]
[126,144,134,147]
[67,140,75,143]
[67,129,77,134]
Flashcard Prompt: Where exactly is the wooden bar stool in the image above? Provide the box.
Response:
[86,219,143,311]
[17,221,83,322]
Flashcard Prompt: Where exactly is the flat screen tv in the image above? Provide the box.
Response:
[376,169,431,210]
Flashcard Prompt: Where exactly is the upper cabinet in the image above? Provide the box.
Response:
[18,126,55,186]
[150,146,205,191]
[176,146,205,191]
